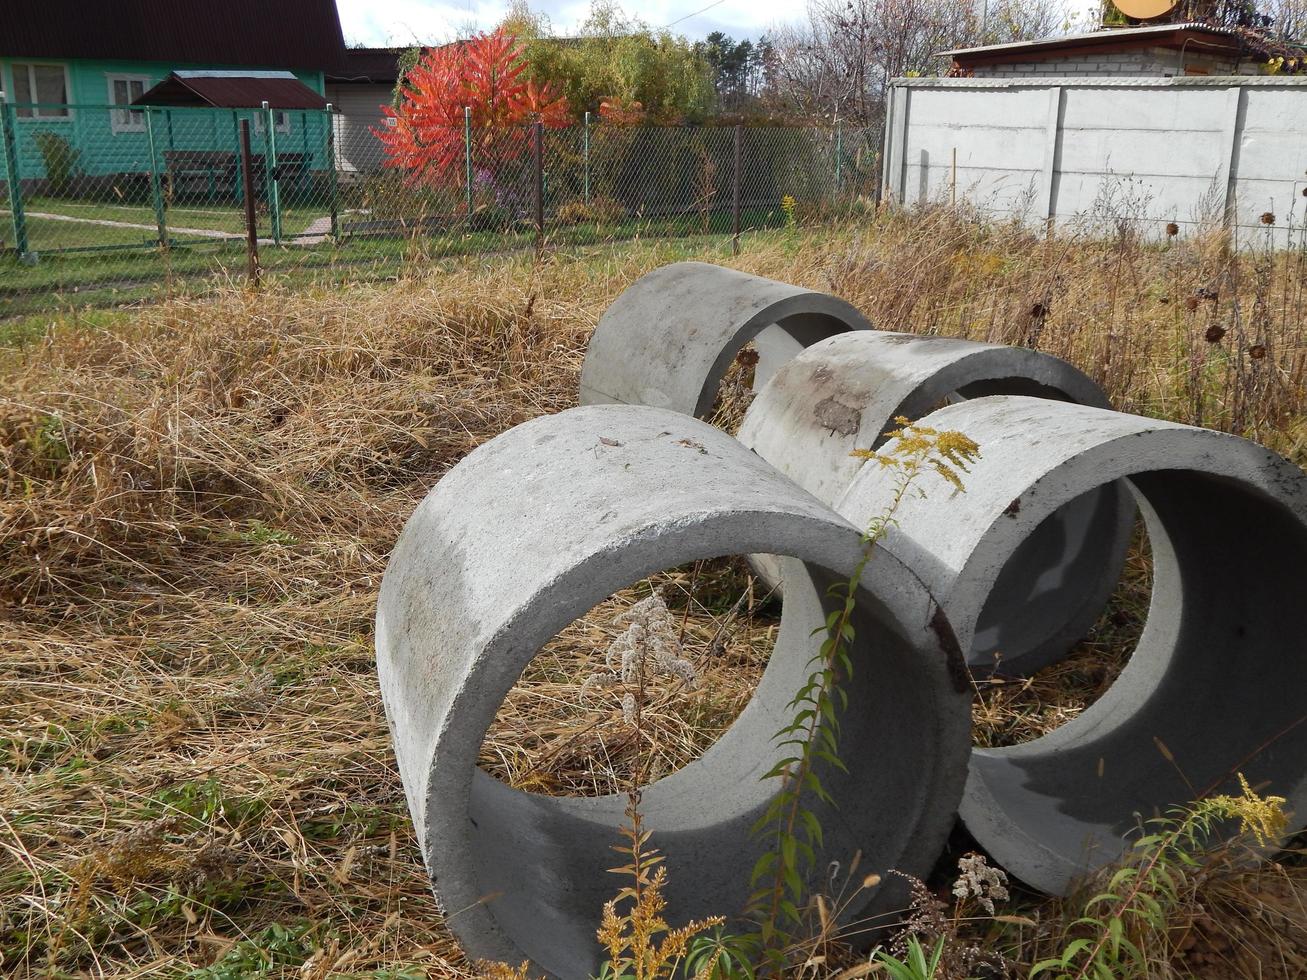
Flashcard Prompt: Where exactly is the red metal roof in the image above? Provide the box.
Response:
[0,1,346,72]
[135,72,329,109]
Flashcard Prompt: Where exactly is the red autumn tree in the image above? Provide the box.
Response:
[375,30,570,186]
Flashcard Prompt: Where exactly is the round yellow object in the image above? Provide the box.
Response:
[1112,0,1179,20]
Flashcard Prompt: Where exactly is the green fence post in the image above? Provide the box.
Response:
[583,110,591,205]
[0,93,30,261]
[463,105,473,218]
[324,104,340,243]
[145,108,169,249]
[262,100,282,246]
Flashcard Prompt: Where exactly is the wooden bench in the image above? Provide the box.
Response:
[164,150,237,199]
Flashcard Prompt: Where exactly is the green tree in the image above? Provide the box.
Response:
[501,0,716,123]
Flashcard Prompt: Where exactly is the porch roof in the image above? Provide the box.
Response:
[134,71,329,109]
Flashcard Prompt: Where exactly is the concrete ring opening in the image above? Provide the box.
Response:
[743,331,1133,675]
[376,405,970,977]
[579,261,871,420]
[476,556,780,798]
[839,395,1307,895]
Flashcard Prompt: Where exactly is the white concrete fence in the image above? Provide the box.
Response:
[881,76,1307,245]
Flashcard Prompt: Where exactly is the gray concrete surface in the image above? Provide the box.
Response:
[375,404,971,976]
[741,331,1132,675]
[579,262,872,419]
[839,394,1307,894]
[883,76,1307,245]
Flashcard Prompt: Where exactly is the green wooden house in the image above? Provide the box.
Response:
[0,0,346,186]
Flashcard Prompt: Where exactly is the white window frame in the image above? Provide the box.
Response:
[106,73,151,133]
[8,61,73,119]
[253,109,292,135]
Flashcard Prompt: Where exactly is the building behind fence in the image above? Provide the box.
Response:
[0,99,882,312]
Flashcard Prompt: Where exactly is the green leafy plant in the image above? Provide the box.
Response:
[1032,773,1288,980]
[685,926,758,979]
[780,195,797,231]
[33,130,81,192]
[748,418,981,969]
[874,936,947,980]
[185,921,315,978]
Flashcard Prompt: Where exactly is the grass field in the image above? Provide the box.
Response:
[2,210,1305,978]
[1,207,789,319]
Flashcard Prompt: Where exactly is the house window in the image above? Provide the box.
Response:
[10,63,71,118]
[107,75,150,132]
[254,110,292,135]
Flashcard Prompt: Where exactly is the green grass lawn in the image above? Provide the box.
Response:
[1,206,789,318]
[7,195,328,249]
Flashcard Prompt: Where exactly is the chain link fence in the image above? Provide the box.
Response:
[1,100,883,314]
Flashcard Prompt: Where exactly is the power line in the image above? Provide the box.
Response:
[664,0,730,29]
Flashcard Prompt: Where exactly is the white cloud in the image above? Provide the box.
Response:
[336,0,803,46]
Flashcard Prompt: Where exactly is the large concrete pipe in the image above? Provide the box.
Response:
[376,405,971,977]
[739,331,1133,676]
[579,262,872,418]
[838,395,1307,895]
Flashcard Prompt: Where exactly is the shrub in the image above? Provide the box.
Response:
[32,130,80,192]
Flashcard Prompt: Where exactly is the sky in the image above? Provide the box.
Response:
[333,0,974,47]
[335,0,797,46]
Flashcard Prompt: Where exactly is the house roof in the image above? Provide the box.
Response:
[942,23,1249,67]
[134,71,329,109]
[326,47,407,84]
[0,1,346,72]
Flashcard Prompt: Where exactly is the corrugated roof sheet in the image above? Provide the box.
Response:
[0,1,346,71]
[134,71,329,109]
[940,23,1240,59]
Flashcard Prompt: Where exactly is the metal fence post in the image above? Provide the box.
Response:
[464,106,473,218]
[583,110,591,205]
[732,124,742,256]
[240,119,260,287]
[324,103,340,243]
[262,100,282,246]
[0,93,30,261]
[533,120,544,254]
[834,117,843,195]
[144,108,169,249]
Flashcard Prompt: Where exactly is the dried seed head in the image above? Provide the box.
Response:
[1185,296,1200,312]
[1261,212,1277,225]
[1165,222,1180,236]
[952,853,1009,915]
[1249,343,1267,360]
[1205,325,1227,343]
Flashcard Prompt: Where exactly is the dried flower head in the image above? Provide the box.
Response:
[582,593,700,714]
[1184,296,1200,312]
[1261,212,1277,225]
[1207,773,1288,846]
[1165,221,1180,236]
[1205,325,1227,343]
[952,852,1009,915]
[853,417,982,494]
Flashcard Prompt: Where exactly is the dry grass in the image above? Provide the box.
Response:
[2,210,1306,977]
